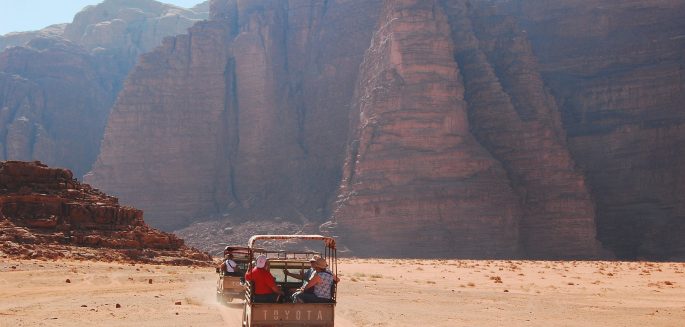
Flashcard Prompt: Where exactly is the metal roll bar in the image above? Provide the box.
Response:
[247,234,336,249]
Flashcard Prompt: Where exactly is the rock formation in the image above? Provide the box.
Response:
[86,0,383,229]
[0,161,211,265]
[78,0,685,260]
[0,38,116,178]
[0,0,209,177]
[332,0,522,258]
[512,0,685,260]
[443,1,604,257]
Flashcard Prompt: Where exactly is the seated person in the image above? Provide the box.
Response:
[220,253,241,276]
[283,255,319,285]
[292,256,339,303]
[245,255,283,303]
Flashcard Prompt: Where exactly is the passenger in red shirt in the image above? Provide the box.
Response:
[245,254,283,303]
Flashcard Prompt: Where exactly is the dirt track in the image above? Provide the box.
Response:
[1,258,684,326]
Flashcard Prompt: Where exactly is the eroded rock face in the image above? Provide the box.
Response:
[514,0,685,260]
[0,161,211,265]
[86,0,382,229]
[0,38,115,178]
[86,0,684,260]
[332,0,522,258]
[0,0,209,177]
[442,1,604,258]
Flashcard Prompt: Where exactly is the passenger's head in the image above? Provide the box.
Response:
[311,256,328,270]
[256,255,267,269]
[309,255,321,267]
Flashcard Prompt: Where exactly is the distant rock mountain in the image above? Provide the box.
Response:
[0,0,209,177]
[44,0,685,260]
[0,24,66,51]
[63,0,208,55]
[0,37,115,179]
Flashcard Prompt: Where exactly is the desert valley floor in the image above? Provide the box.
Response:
[1,258,683,326]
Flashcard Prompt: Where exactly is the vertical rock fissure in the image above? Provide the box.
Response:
[225,56,240,205]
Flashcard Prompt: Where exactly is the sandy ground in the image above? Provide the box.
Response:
[1,258,684,326]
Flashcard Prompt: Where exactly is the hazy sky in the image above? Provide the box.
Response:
[0,0,204,35]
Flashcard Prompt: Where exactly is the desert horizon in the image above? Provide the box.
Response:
[1,257,683,326]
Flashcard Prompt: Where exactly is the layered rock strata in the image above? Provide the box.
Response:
[0,161,210,265]
[513,0,685,259]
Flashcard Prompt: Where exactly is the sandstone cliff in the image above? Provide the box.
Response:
[0,161,211,265]
[513,0,685,260]
[86,0,684,260]
[0,38,114,178]
[332,0,522,258]
[86,0,382,229]
[444,1,604,257]
[0,0,208,177]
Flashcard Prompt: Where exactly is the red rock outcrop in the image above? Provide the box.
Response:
[0,161,211,265]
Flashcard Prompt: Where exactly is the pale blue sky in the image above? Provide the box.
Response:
[0,0,203,35]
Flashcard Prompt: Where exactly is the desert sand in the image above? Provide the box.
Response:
[1,258,683,326]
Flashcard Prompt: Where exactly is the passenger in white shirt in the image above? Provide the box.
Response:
[221,253,238,275]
